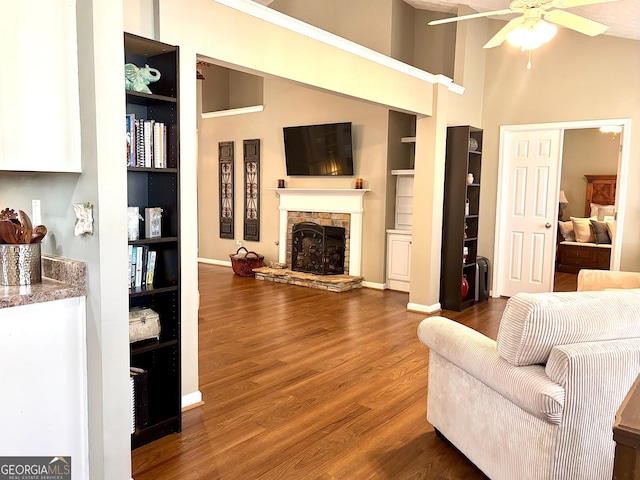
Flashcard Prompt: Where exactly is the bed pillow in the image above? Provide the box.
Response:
[571,216,596,243]
[558,220,575,242]
[590,220,611,244]
[606,220,616,242]
[590,203,616,221]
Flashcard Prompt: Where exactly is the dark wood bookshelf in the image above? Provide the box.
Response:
[440,125,483,312]
[131,339,179,356]
[129,237,178,245]
[127,167,178,173]
[126,90,178,105]
[125,32,181,449]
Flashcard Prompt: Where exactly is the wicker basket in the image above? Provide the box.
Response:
[230,247,264,277]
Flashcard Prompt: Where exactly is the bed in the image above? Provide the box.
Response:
[556,174,616,274]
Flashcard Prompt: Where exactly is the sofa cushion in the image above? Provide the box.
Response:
[497,290,640,366]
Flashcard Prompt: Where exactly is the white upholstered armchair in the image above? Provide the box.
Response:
[418,271,640,480]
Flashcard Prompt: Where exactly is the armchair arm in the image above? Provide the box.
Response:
[544,338,640,476]
[418,316,565,424]
[577,269,640,291]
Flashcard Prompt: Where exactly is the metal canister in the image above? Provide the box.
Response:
[0,243,42,286]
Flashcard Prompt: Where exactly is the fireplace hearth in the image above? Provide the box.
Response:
[291,222,346,275]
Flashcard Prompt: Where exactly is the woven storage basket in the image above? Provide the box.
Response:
[230,247,264,277]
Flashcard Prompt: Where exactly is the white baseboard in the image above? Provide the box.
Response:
[198,257,231,267]
[182,390,203,410]
[406,302,441,314]
[361,281,385,290]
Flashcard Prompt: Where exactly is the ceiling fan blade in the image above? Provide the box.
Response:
[483,17,525,48]
[428,9,514,26]
[552,0,620,8]
[544,9,609,36]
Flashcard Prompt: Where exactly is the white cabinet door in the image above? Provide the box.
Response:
[387,231,412,292]
[0,1,81,172]
[0,297,89,478]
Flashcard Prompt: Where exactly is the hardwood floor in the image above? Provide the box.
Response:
[132,264,508,479]
[554,271,578,292]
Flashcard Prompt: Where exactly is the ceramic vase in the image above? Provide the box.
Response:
[461,274,469,300]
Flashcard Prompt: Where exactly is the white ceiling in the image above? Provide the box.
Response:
[404,0,640,41]
[253,0,639,41]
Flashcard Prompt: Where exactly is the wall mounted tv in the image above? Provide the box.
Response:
[283,122,354,176]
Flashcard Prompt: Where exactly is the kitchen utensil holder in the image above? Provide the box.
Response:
[0,243,42,285]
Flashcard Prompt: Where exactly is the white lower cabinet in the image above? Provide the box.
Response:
[0,297,89,478]
[386,230,412,292]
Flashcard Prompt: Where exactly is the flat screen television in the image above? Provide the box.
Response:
[283,122,354,176]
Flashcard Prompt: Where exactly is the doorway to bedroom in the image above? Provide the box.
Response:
[493,118,631,297]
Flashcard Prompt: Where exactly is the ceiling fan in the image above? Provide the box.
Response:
[428,0,620,50]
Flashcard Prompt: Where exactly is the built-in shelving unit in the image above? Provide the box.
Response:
[386,169,414,292]
[124,32,181,449]
[440,125,483,311]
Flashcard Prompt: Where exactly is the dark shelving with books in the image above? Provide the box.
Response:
[125,32,181,450]
[440,125,483,312]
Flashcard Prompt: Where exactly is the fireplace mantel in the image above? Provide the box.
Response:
[271,188,369,276]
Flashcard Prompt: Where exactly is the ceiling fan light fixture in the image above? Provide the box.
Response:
[599,125,623,134]
[506,19,558,51]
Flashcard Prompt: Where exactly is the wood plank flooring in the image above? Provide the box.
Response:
[554,271,578,292]
[132,264,509,479]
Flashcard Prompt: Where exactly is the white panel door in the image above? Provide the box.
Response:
[498,130,562,296]
[386,232,411,292]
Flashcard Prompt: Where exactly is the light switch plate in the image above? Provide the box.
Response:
[32,199,42,226]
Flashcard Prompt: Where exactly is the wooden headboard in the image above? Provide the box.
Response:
[584,174,616,217]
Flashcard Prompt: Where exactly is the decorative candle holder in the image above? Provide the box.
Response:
[278,179,285,188]
[355,178,363,189]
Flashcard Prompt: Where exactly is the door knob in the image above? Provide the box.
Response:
[545,223,552,229]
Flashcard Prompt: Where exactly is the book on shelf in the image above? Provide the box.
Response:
[135,245,147,288]
[128,247,157,289]
[143,120,153,168]
[130,367,149,429]
[130,245,137,288]
[135,119,144,167]
[128,245,133,289]
[146,250,157,287]
[126,115,168,168]
[125,114,136,167]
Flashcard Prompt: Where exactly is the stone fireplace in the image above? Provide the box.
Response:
[287,212,350,274]
[291,221,346,275]
[272,188,368,276]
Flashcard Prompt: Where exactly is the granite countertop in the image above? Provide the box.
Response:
[0,254,87,309]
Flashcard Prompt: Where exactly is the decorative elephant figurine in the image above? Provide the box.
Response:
[124,63,161,94]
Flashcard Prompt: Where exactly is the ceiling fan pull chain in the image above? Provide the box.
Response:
[527,49,533,70]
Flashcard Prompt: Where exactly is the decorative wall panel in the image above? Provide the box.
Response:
[219,141,234,239]
[243,139,260,241]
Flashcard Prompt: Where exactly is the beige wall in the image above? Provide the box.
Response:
[200,65,264,113]
[198,76,392,283]
[481,22,640,272]
[390,0,415,64]
[447,6,488,128]
[413,10,456,77]
[270,0,394,57]
[561,128,620,219]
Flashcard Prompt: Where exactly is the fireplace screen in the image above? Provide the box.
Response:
[291,222,346,275]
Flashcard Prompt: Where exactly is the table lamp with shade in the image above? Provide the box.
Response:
[558,190,569,220]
